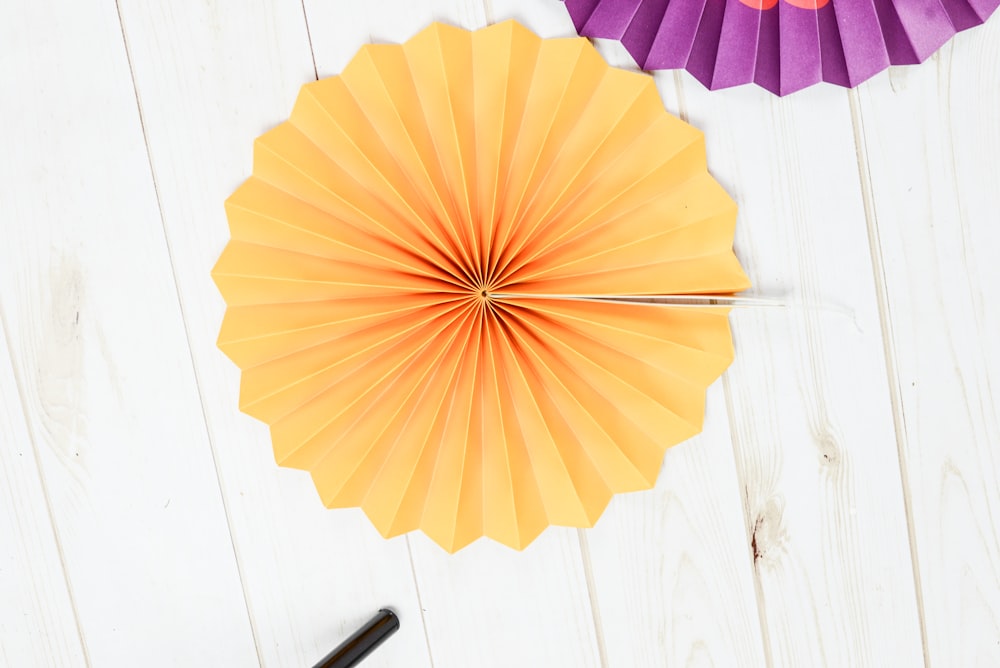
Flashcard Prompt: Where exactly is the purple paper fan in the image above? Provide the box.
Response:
[562,0,1000,95]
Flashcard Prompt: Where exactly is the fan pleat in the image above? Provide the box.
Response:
[452,314,488,552]
[507,304,707,430]
[647,0,710,70]
[816,3,851,87]
[418,309,484,551]
[686,0,728,88]
[492,71,657,280]
[253,126,454,268]
[219,295,462,368]
[478,313,520,547]
[344,46,479,284]
[752,2,781,91]
[514,76,664,229]
[777,4,822,95]
[240,298,470,419]
[890,0,964,60]
[866,0,916,64]
[212,242,461,309]
[503,176,736,286]
[832,0,890,86]
[383,318,480,537]
[225,179,458,287]
[498,45,610,250]
[404,26,481,282]
[338,48,471,279]
[290,82,471,280]
[622,0,671,69]
[289,82,434,233]
[966,0,1000,21]
[713,0,763,89]
[514,300,735,382]
[213,22,750,551]
[472,23,522,280]
[340,308,478,522]
[480,25,541,281]
[544,377,657,493]
[360,310,475,535]
[584,0,645,37]
[492,325,549,547]
[503,306,675,513]
[512,249,748,297]
[495,315,610,526]
[498,306,699,467]
[512,248,742,301]
[491,38,595,281]
[262,301,476,448]
[430,26,480,266]
[496,310,663,492]
[511,318,612,527]
[941,0,985,36]
[493,123,703,284]
[309,305,479,509]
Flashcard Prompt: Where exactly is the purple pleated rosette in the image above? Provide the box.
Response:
[563,0,1000,95]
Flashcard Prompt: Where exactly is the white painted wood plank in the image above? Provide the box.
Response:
[584,386,767,668]
[407,531,602,667]
[301,2,604,665]
[0,316,87,667]
[853,19,1000,665]
[112,2,433,667]
[0,1,260,666]
[481,0,572,29]
[663,78,925,665]
[491,5,769,667]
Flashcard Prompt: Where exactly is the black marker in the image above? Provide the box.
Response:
[312,609,400,668]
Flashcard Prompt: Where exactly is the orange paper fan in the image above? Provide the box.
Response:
[212,20,750,552]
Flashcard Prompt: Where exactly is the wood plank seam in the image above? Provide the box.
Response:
[846,89,930,668]
[110,3,265,664]
[406,537,438,668]
[576,530,611,668]
[295,3,442,664]
[667,71,775,668]
[299,0,320,81]
[721,373,776,668]
[0,305,93,667]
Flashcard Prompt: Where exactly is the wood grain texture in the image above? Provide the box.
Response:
[0,317,87,667]
[2,0,999,665]
[113,1,433,666]
[0,1,259,665]
[667,78,925,665]
[408,530,602,667]
[853,18,1000,666]
[585,386,768,668]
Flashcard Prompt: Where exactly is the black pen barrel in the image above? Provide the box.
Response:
[312,609,400,668]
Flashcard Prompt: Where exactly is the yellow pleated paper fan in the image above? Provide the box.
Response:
[212,20,750,552]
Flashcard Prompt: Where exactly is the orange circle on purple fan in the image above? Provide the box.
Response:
[737,0,829,8]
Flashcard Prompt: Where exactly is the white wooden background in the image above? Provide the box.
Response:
[1,0,998,666]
